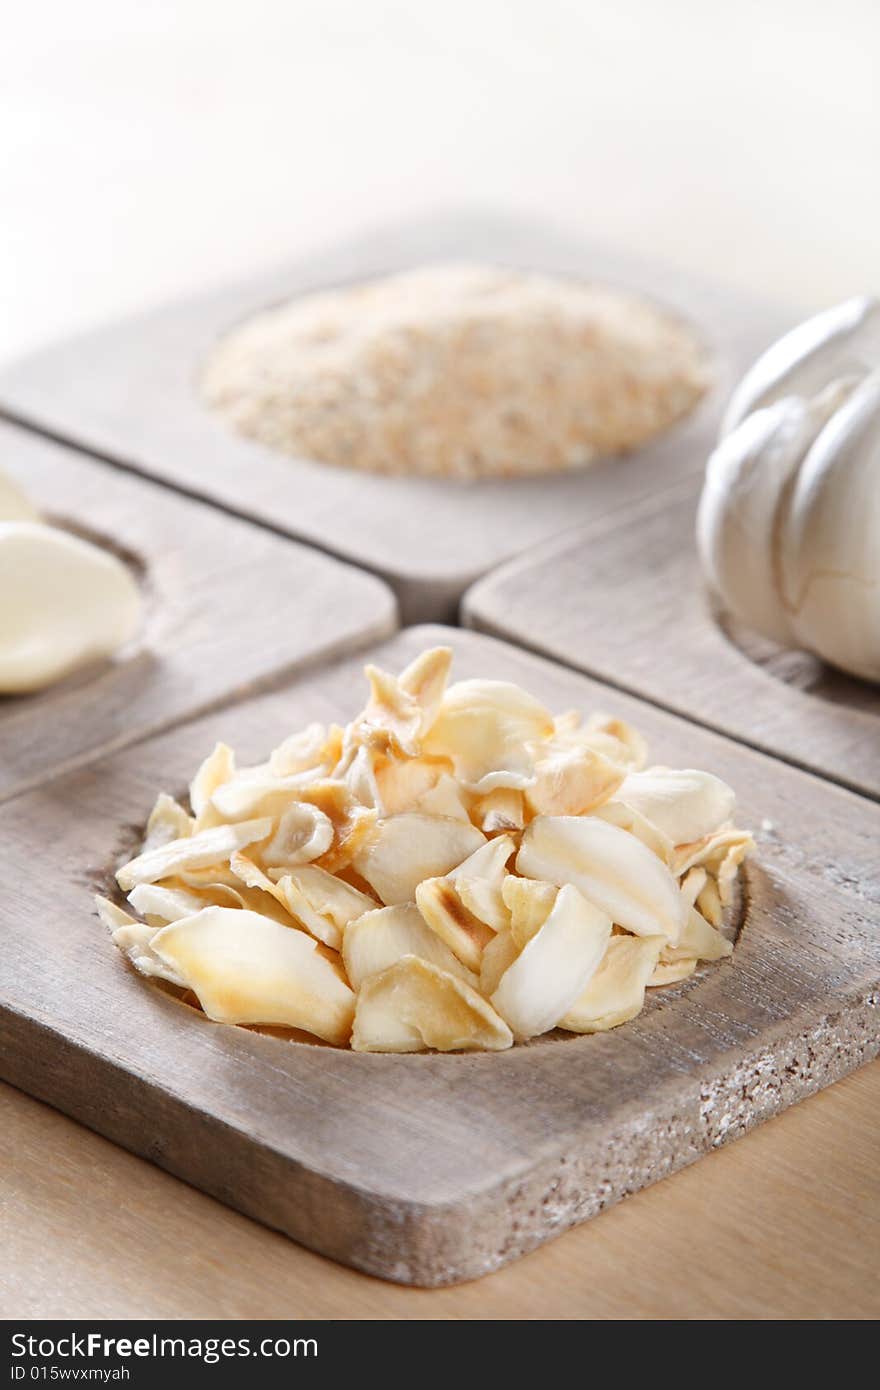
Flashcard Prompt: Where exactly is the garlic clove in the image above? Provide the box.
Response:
[779,368,880,680]
[0,521,141,693]
[722,295,880,437]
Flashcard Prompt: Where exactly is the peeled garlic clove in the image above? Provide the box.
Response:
[351,956,512,1053]
[0,469,39,521]
[616,768,735,845]
[353,813,485,905]
[116,817,272,891]
[561,934,664,1033]
[517,815,687,943]
[778,370,880,679]
[343,903,477,989]
[491,885,612,1040]
[422,679,554,790]
[150,907,355,1044]
[722,295,880,436]
[0,521,141,693]
[697,394,834,647]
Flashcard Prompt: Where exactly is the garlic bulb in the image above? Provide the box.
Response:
[697,297,880,681]
[0,522,142,692]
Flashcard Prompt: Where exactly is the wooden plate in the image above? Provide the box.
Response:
[1,626,876,1285]
[0,212,795,621]
[0,422,396,801]
[463,479,880,800]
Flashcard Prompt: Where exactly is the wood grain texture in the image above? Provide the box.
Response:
[0,420,396,801]
[1,626,877,1286]
[0,212,795,622]
[464,480,880,800]
[3,1063,878,1320]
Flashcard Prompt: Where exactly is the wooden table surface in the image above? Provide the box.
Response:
[2,1064,878,1320]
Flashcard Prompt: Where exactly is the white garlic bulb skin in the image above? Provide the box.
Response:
[722,295,880,436]
[0,522,142,693]
[699,299,880,684]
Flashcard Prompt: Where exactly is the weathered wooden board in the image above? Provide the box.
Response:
[463,481,880,800]
[0,421,396,801]
[0,626,877,1287]
[0,212,795,622]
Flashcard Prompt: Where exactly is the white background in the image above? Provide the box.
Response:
[1,0,877,365]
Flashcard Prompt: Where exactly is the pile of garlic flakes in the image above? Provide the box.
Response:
[98,649,753,1052]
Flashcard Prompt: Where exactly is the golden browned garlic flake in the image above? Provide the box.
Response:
[102,647,752,1051]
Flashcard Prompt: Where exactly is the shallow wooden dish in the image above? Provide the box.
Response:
[0,212,794,621]
[1,626,876,1286]
[463,480,880,801]
[0,421,396,801]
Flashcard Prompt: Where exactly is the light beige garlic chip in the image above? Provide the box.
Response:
[150,907,355,1045]
[353,813,485,906]
[356,646,452,755]
[525,745,625,817]
[229,853,326,939]
[143,793,195,852]
[269,722,343,777]
[190,743,236,822]
[584,714,648,770]
[336,743,383,811]
[696,877,723,927]
[470,786,524,833]
[502,876,559,951]
[594,800,673,864]
[680,866,708,907]
[416,835,515,970]
[343,903,477,990]
[518,815,687,943]
[491,885,612,1040]
[415,772,472,823]
[649,958,698,986]
[561,934,664,1033]
[663,904,733,964]
[672,827,755,879]
[116,817,272,892]
[96,896,187,987]
[235,855,376,949]
[263,801,335,869]
[127,882,207,925]
[422,679,554,791]
[208,771,318,823]
[617,767,736,846]
[479,928,520,996]
[375,755,443,817]
[351,956,512,1053]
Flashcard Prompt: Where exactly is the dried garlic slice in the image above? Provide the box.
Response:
[561,934,664,1032]
[491,885,612,1040]
[351,957,512,1053]
[422,679,554,790]
[343,903,478,990]
[353,813,485,906]
[617,768,736,846]
[150,907,355,1044]
[517,815,687,943]
[525,745,625,817]
[96,896,186,987]
[416,835,514,970]
[116,817,272,892]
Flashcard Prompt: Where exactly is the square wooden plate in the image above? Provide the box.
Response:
[463,479,880,800]
[1,626,876,1285]
[0,421,396,801]
[0,212,795,621]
